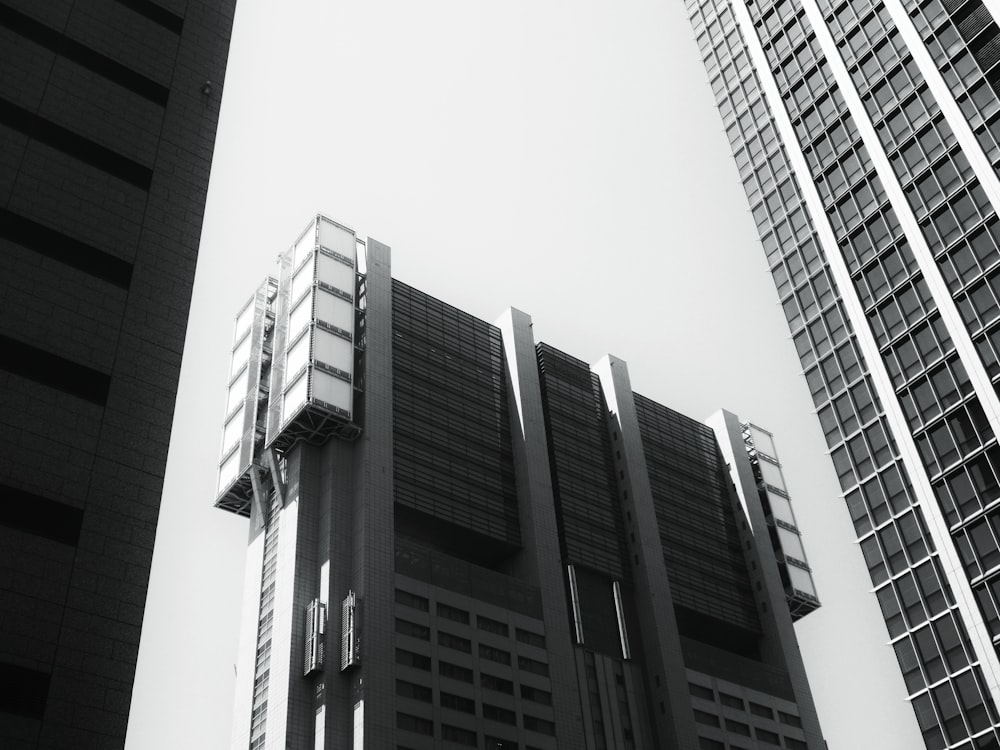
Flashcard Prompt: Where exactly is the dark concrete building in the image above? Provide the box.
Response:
[217,214,827,749]
[0,2,236,748]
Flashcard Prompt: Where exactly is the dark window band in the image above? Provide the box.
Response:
[0,662,50,719]
[0,3,170,106]
[0,484,84,546]
[0,334,111,405]
[0,209,133,289]
[0,98,153,190]
[114,0,183,35]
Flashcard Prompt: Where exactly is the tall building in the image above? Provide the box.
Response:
[216,213,826,749]
[686,0,1000,744]
[0,2,235,748]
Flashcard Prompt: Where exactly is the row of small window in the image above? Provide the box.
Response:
[772,29,826,98]
[803,114,863,176]
[802,343,866,412]
[772,236,829,298]
[844,463,919,534]
[857,508,935,579]
[910,667,998,749]
[831,418,896,488]
[834,2,896,70]
[396,589,545,648]
[955,504,1000,580]
[894,613,977,693]
[971,574,1000,638]
[854,239,918,318]
[937,215,1000,295]
[818,377,882,448]
[918,15,1000,134]
[754,176,807,232]
[919,181,994,255]
[889,115,958,187]
[849,30,908,97]
[874,87,940,153]
[688,683,803,727]
[881,312,953,388]
[760,204,818,270]
[819,0,883,37]
[867,275,936,349]
[956,264,1000,335]
[785,62,839,122]
[397,678,551,710]
[905,0,958,41]
[904,146,976,222]
[840,207,904,280]
[709,51,757,112]
[697,734,807,750]
[811,362,878,436]
[751,0,804,42]
[974,324,1000,380]
[814,141,873,206]
[861,52,924,128]
[395,619,546,665]
[693,711,803,747]
[828,172,891,237]
[762,19,820,79]
[933,444,1000,526]
[692,0,737,56]
[397,712,555,744]
[875,558,955,636]
[784,267,838,334]
[915,397,991,477]
[898,353,973,432]
[396,646,550,678]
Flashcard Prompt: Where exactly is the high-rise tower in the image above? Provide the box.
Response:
[216,213,827,749]
[0,3,236,748]
[688,0,1000,744]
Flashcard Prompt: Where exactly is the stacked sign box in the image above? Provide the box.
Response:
[266,215,360,451]
[217,277,278,513]
[744,423,820,620]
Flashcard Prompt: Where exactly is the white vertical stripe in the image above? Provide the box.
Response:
[726,0,1000,700]
[230,529,266,750]
[794,0,1000,698]
[266,498,300,748]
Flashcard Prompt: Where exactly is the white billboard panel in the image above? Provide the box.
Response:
[313,370,352,413]
[287,334,310,379]
[314,329,352,368]
[316,290,353,332]
[318,217,355,258]
[289,293,313,340]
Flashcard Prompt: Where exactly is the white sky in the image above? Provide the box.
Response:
[126,1,921,747]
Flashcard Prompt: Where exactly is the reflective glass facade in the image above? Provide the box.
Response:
[688,0,1000,743]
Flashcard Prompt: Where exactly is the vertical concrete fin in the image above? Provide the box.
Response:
[592,354,700,750]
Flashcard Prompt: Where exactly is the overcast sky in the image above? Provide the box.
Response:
[126,1,921,747]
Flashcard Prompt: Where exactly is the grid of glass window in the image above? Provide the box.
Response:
[687,0,1000,741]
[902,0,1000,173]
[686,681,810,748]
[393,585,555,748]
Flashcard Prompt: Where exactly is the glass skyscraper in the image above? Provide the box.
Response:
[687,0,1000,745]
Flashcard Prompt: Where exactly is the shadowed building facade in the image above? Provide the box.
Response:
[0,2,236,748]
[686,0,1000,744]
[216,214,827,750]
